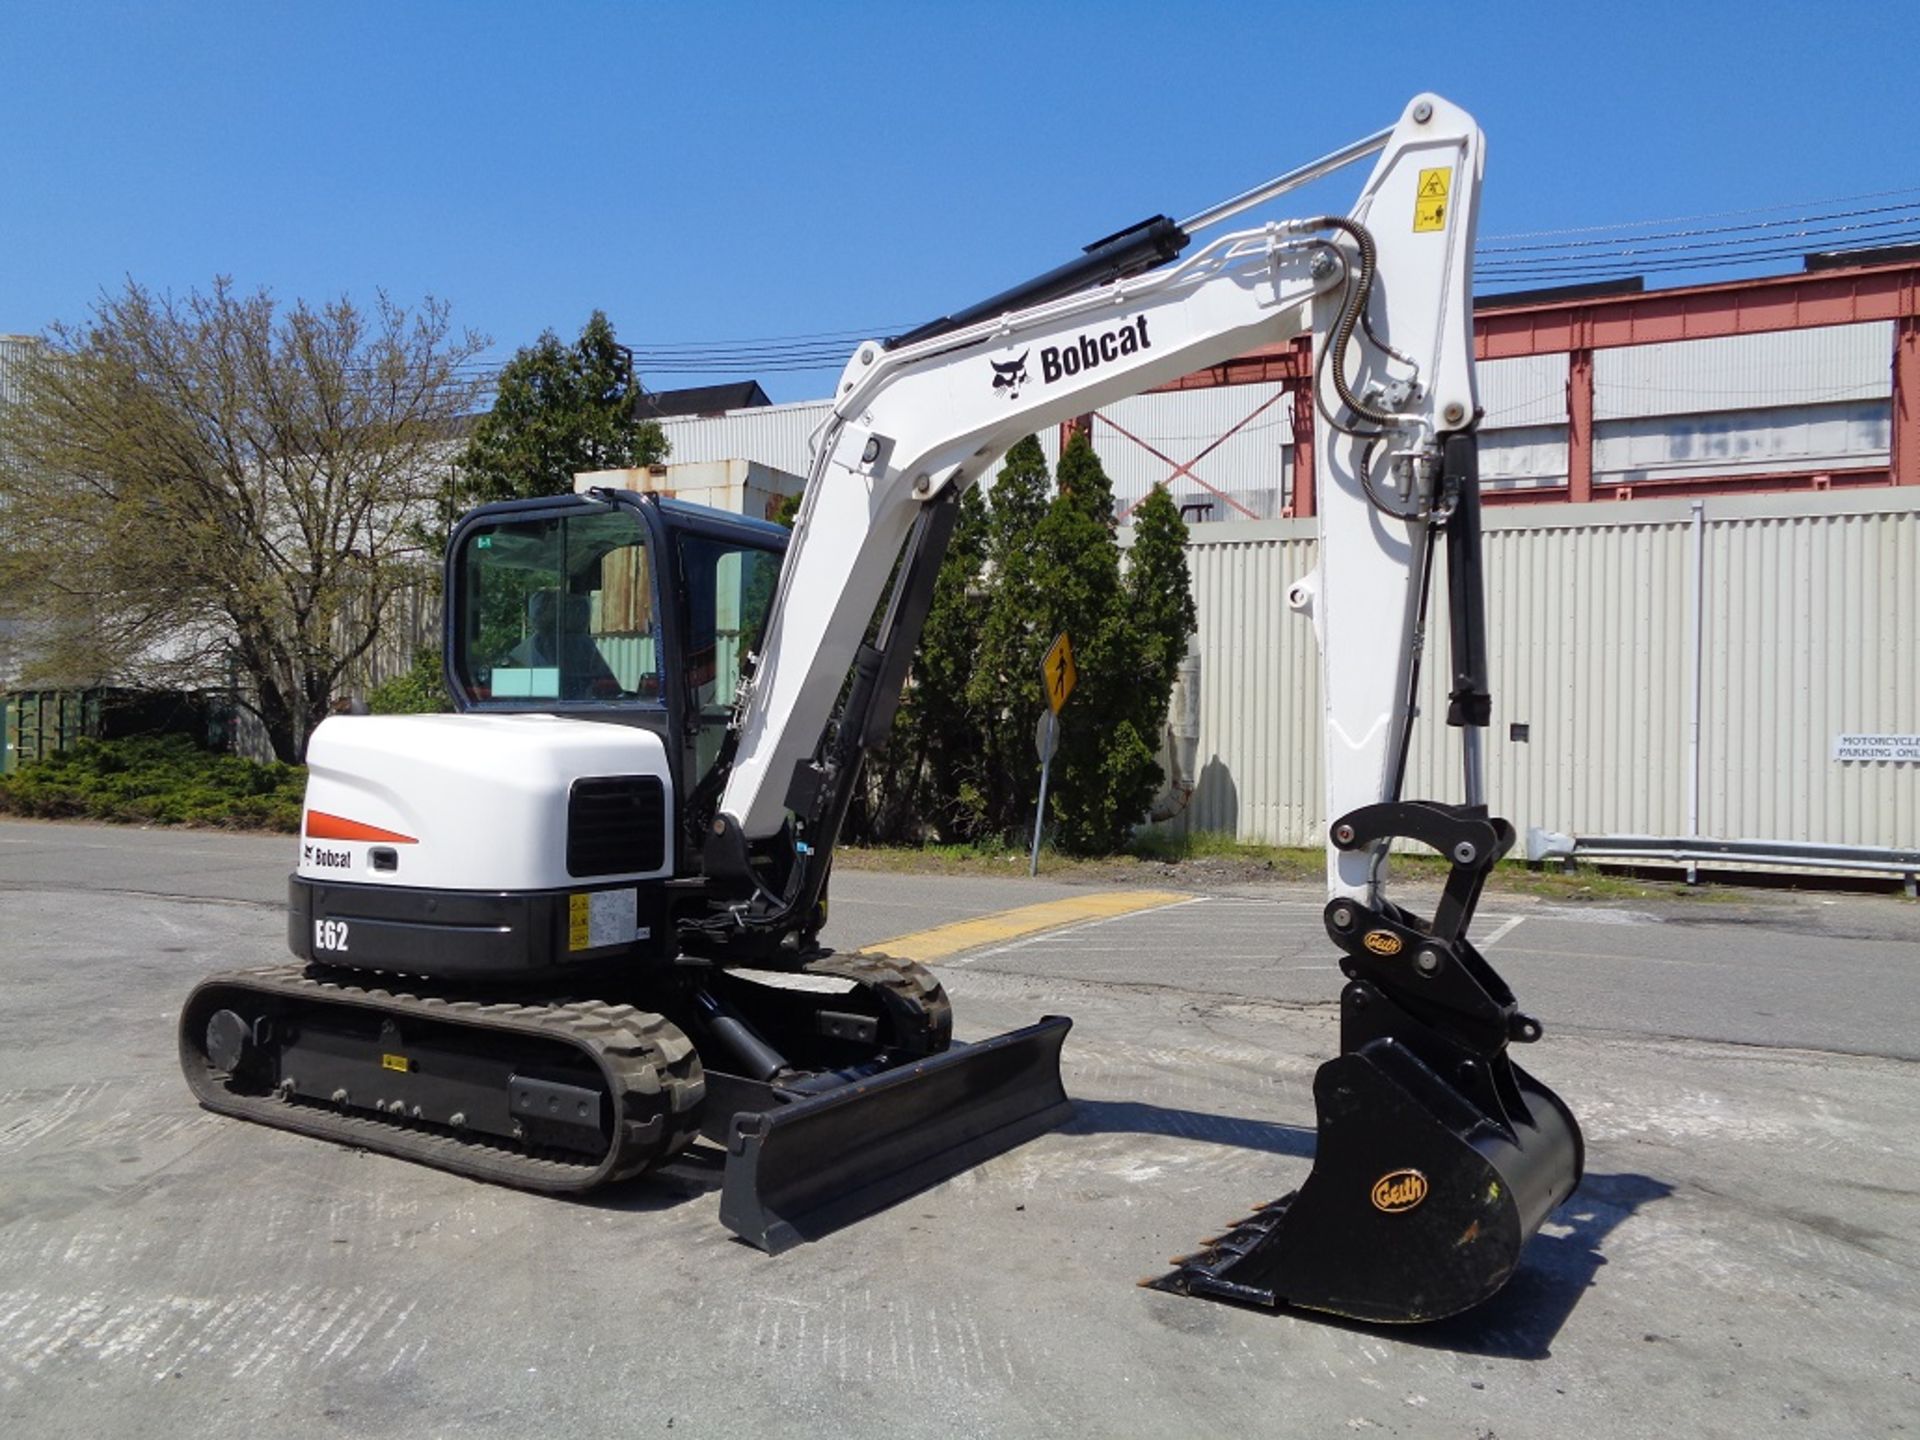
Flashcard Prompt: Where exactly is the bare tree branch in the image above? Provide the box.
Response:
[0,280,487,761]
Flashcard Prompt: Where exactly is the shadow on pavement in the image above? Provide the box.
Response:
[1065,1095,1670,1358]
[574,1144,728,1213]
[1062,1097,1318,1159]
[1383,1170,1675,1359]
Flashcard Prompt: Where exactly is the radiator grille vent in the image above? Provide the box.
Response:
[567,776,667,878]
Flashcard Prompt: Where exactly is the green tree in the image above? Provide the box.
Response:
[966,436,1054,835]
[458,311,667,504]
[367,646,454,715]
[1117,483,1198,817]
[0,279,487,762]
[876,484,990,839]
[1035,432,1148,853]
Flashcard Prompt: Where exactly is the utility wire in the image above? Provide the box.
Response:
[457,187,1920,385]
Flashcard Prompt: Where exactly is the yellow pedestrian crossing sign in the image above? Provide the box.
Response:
[1043,632,1077,714]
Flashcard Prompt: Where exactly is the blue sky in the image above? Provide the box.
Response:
[5,2,1918,402]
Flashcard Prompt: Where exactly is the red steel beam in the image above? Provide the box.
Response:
[1894,314,1919,487]
[1149,262,1920,373]
[1474,261,1920,360]
[1148,344,1309,392]
[1144,260,1920,497]
[1566,347,1594,504]
[1483,466,1891,507]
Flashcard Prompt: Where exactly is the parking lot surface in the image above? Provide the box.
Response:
[2,818,1916,1438]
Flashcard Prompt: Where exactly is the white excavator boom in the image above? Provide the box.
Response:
[719,94,1483,919]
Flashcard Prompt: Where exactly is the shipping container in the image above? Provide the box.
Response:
[0,687,217,774]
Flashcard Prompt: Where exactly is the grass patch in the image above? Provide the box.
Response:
[841,828,1691,901]
[1127,827,1321,879]
[0,735,305,831]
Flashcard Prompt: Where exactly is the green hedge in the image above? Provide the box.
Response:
[0,735,306,831]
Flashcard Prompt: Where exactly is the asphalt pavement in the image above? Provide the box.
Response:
[1,818,1917,1439]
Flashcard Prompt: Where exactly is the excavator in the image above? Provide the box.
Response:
[180,94,1582,1325]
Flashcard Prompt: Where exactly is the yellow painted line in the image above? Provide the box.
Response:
[863,890,1195,965]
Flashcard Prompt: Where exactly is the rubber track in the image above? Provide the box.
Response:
[180,964,705,1194]
[798,950,953,1056]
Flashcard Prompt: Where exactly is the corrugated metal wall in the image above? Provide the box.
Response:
[1171,490,1920,852]
[1592,322,1893,417]
[1479,352,1570,426]
[1702,500,1919,845]
[657,401,831,472]
[1593,401,1890,484]
[1090,383,1291,520]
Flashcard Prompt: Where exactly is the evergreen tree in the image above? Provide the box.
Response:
[1119,484,1199,817]
[1124,485,1198,707]
[459,311,667,504]
[833,431,1198,854]
[967,436,1055,835]
[874,484,990,840]
[1037,432,1150,853]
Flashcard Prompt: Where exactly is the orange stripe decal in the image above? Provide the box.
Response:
[304,811,418,844]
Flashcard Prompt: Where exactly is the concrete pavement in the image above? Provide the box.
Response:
[1,818,1916,1438]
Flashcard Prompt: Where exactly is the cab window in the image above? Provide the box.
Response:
[677,533,783,774]
[454,508,662,705]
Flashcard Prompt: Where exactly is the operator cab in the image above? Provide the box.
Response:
[446,488,788,835]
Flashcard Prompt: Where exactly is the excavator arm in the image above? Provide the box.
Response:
[701,94,1480,927]
[695,92,1582,1323]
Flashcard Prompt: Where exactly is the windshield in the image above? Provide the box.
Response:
[454,507,661,704]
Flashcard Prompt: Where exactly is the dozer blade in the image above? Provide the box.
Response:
[719,1015,1073,1253]
[1149,1040,1582,1324]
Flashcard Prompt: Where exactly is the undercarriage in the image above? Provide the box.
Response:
[180,949,1072,1249]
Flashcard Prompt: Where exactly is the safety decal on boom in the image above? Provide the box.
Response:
[1413,168,1451,232]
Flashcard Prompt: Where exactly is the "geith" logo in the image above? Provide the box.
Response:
[1371,1169,1429,1213]
[1040,315,1150,384]
[1362,929,1403,956]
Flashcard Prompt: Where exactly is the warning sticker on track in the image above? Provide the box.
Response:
[1414,167,1451,232]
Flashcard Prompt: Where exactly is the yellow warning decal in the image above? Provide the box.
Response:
[381,1054,413,1074]
[1414,167,1451,233]
[568,892,591,951]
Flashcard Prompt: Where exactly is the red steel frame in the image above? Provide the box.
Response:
[1118,260,1920,512]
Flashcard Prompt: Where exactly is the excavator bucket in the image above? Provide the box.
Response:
[1149,1036,1582,1323]
[1153,801,1585,1324]
[718,1015,1073,1253]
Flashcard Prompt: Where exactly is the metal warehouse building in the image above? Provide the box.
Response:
[650,256,1920,866]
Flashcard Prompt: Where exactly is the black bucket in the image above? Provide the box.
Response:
[1150,1038,1582,1323]
[719,1015,1073,1253]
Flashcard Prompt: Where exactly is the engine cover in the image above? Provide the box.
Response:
[296,713,676,892]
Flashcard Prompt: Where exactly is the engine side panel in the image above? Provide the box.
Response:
[297,712,676,892]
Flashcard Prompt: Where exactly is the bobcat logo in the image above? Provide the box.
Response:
[990,351,1030,398]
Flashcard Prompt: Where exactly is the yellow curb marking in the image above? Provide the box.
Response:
[863,890,1194,965]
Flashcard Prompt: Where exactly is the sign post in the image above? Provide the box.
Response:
[1030,634,1076,876]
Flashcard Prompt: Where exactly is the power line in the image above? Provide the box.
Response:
[455,187,1920,386]
[1478,185,1920,241]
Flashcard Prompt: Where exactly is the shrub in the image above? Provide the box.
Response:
[0,735,306,831]
[368,647,453,715]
